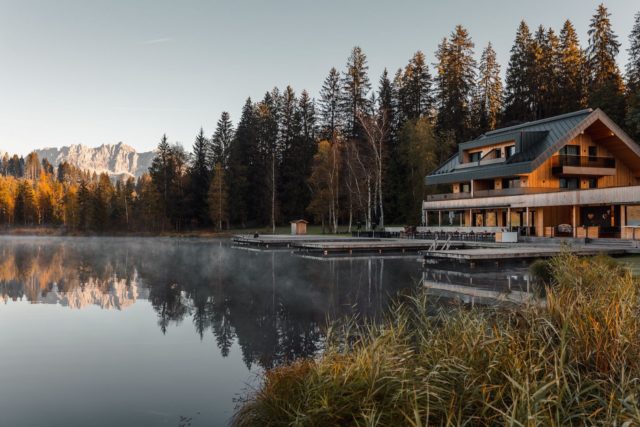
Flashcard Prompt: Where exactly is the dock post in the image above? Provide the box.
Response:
[438,211,442,227]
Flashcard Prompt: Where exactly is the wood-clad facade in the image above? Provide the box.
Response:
[423,109,640,239]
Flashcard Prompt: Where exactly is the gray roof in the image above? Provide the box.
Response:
[425,109,624,185]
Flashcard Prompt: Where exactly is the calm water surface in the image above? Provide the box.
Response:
[0,237,424,427]
[0,236,583,426]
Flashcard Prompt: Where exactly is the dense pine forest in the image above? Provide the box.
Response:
[2,4,640,233]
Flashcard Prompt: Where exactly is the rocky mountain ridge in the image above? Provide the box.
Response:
[34,142,155,179]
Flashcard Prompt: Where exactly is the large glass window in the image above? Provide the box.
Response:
[560,177,579,189]
[506,145,516,158]
[560,145,579,155]
[469,151,481,162]
[627,206,640,226]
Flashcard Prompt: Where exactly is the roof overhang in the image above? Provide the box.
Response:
[425,109,640,186]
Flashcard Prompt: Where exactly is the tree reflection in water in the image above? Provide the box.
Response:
[0,237,420,369]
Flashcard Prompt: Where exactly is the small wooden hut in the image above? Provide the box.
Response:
[290,219,309,235]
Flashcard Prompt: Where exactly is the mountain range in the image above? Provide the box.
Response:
[34,142,155,179]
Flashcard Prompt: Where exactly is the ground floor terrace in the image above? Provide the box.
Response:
[421,185,640,239]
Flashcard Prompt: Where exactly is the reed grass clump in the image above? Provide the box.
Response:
[233,253,640,426]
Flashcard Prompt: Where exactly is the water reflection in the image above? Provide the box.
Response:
[422,262,540,306]
[0,237,419,370]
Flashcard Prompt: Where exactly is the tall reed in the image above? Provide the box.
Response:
[234,253,640,426]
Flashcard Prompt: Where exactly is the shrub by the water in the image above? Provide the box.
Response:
[233,253,640,426]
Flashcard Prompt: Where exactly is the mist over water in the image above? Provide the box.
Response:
[0,236,423,427]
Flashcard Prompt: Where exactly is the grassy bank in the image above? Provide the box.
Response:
[233,254,640,426]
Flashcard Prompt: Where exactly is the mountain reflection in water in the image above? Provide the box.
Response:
[0,237,420,369]
[0,237,550,426]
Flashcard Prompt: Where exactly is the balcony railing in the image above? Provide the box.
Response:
[551,155,615,173]
[425,187,567,201]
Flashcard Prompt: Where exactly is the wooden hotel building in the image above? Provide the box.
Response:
[422,109,640,239]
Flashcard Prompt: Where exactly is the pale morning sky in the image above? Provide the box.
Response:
[0,0,637,155]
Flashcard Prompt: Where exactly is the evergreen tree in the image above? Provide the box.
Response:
[340,46,372,140]
[398,51,433,121]
[626,11,640,141]
[92,173,113,231]
[255,90,281,230]
[558,20,587,113]
[586,3,626,122]
[474,42,503,133]
[435,25,477,142]
[503,21,536,124]
[532,26,561,118]
[319,67,342,140]
[211,112,234,169]
[189,127,213,226]
[76,180,92,230]
[148,135,188,230]
[14,181,37,225]
[208,163,229,230]
[228,98,258,227]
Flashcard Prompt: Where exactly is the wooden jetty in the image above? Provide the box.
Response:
[232,234,378,249]
[233,234,640,261]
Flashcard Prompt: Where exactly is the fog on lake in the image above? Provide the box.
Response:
[0,236,426,427]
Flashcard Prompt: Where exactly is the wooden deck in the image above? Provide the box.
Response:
[232,234,639,261]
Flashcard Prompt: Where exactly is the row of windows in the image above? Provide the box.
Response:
[468,145,517,163]
[559,177,598,189]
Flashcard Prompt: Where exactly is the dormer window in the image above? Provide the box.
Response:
[506,145,516,158]
[469,152,481,162]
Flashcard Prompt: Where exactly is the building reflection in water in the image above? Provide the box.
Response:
[421,262,542,306]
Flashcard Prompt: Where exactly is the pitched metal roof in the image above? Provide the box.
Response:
[425,109,640,185]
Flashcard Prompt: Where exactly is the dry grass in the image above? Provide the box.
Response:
[233,253,640,426]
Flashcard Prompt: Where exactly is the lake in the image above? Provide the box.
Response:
[0,237,425,427]
[1,236,623,426]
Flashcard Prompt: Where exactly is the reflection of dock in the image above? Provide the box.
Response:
[422,245,630,263]
[422,280,540,305]
[422,266,541,306]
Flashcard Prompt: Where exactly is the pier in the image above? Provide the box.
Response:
[232,234,640,261]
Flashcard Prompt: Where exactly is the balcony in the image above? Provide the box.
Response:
[425,187,562,201]
[551,155,615,176]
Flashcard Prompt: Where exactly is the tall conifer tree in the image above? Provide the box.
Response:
[503,21,535,124]
[435,25,477,142]
[340,46,372,140]
[211,112,234,170]
[474,42,503,133]
[319,67,341,140]
[188,127,212,226]
[399,51,433,121]
[228,98,257,227]
[626,11,640,141]
[586,3,626,122]
[558,20,587,113]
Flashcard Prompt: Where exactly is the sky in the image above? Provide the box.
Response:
[0,0,638,155]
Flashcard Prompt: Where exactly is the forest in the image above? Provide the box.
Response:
[1,4,639,233]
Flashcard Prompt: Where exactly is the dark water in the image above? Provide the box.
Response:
[0,237,427,427]
[0,236,571,426]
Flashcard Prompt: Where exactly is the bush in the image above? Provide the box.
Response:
[234,253,640,426]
